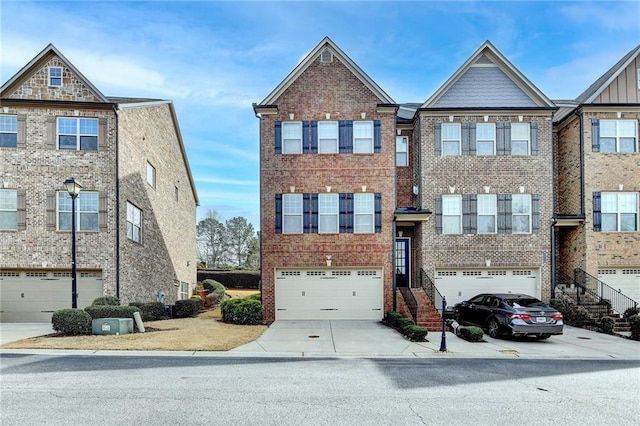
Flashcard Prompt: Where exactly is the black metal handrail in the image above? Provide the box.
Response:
[398,287,418,323]
[555,270,601,306]
[417,268,445,313]
[575,268,638,316]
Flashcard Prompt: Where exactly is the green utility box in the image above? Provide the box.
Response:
[92,318,134,335]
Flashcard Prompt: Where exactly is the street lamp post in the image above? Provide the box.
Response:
[64,178,82,309]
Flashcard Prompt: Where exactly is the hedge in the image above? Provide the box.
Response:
[129,302,168,321]
[174,299,200,318]
[197,270,260,289]
[629,314,640,341]
[91,296,121,306]
[84,305,141,320]
[459,326,484,342]
[52,309,92,335]
[220,298,262,325]
[384,311,428,341]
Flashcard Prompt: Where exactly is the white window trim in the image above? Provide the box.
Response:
[126,202,143,243]
[282,121,303,154]
[318,121,338,154]
[477,194,497,234]
[318,193,339,234]
[57,117,98,151]
[476,123,496,156]
[146,162,156,188]
[0,115,18,148]
[283,193,303,234]
[56,190,99,232]
[601,192,638,232]
[600,119,637,153]
[353,121,374,154]
[510,123,530,156]
[442,194,462,234]
[512,194,532,234]
[354,193,375,233]
[396,136,408,166]
[0,189,17,230]
[49,66,63,87]
[441,123,461,156]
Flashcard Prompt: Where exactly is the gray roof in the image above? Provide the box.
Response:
[107,96,165,104]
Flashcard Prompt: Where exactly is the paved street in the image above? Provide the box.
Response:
[1,354,639,425]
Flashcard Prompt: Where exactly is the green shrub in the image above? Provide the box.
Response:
[459,326,484,342]
[629,315,640,341]
[190,295,205,311]
[91,296,120,306]
[84,305,141,320]
[396,317,416,331]
[175,299,200,318]
[220,298,263,325]
[572,306,591,326]
[385,311,403,327]
[404,325,428,341]
[52,308,92,335]
[249,293,261,301]
[128,302,168,321]
[623,307,639,320]
[599,316,615,334]
[549,298,565,312]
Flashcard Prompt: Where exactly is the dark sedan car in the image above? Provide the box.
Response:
[453,293,563,339]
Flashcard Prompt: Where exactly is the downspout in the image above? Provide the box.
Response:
[254,110,263,306]
[392,220,397,312]
[578,111,585,215]
[112,104,120,299]
[550,218,557,299]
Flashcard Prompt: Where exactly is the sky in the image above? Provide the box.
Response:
[1,0,639,230]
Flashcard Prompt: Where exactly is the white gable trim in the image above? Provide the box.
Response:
[583,46,640,104]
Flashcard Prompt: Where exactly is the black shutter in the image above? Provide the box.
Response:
[463,194,477,234]
[434,122,442,156]
[274,121,282,154]
[435,194,443,234]
[530,122,539,155]
[374,193,382,233]
[275,194,282,234]
[532,194,540,233]
[497,194,512,234]
[303,193,311,233]
[339,120,353,153]
[374,120,382,153]
[468,122,476,156]
[503,122,512,155]
[302,121,310,154]
[310,193,318,233]
[592,119,600,152]
[339,193,354,233]
[593,192,601,232]
[496,122,505,155]
[310,121,318,154]
[461,122,470,155]
[17,189,26,230]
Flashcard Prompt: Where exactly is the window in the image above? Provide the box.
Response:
[512,194,531,233]
[511,123,530,155]
[283,194,302,234]
[353,121,373,153]
[57,118,98,150]
[441,124,461,156]
[0,115,17,148]
[476,123,495,156]
[146,162,156,187]
[49,66,62,87]
[600,120,637,153]
[126,202,142,243]
[0,189,17,230]
[319,193,338,233]
[396,136,408,166]
[180,282,190,300]
[477,194,496,233]
[602,192,637,232]
[318,121,338,154]
[282,122,302,154]
[354,193,374,233]
[57,191,98,231]
[443,195,462,234]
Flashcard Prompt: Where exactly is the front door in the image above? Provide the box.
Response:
[395,238,410,287]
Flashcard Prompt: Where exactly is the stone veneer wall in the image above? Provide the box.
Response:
[259,55,397,321]
[116,104,197,304]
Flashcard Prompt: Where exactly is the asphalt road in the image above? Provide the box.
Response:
[1,354,639,425]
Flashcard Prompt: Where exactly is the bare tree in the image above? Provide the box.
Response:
[225,216,257,268]
[196,210,227,267]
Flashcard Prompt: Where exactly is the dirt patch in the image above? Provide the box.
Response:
[1,290,267,352]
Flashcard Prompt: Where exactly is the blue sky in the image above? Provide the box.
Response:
[2,1,639,229]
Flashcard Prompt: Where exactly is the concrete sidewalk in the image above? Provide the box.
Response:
[1,321,638,359]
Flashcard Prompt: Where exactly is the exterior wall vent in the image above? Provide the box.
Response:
[320,49,333,64]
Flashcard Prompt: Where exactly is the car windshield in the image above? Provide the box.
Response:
[505,298,546,308]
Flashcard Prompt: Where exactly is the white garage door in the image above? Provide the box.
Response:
[0,270,103,322]
[598,268,640,305]
[275,268,384,320]
[435,269,540,308]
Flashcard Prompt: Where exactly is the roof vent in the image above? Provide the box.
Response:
[320,49,333,64]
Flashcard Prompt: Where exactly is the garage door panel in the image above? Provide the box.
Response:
[275,269,383,320]
[598,268,640,306]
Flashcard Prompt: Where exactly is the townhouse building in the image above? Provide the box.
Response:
[0,44,198,322]
[256,37,639,323]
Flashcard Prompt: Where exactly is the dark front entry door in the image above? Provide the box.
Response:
[395,238,410,287]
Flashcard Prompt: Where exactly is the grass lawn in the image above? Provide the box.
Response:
[0,289,267,351]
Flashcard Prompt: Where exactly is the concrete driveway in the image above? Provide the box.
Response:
[0,323,54,345]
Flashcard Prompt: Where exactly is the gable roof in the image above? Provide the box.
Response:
[422,41,555,109]
[258,37,394,106]
[0,43,109,102]
[575,44,640,104]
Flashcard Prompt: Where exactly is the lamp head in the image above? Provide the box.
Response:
[64,178,83,196]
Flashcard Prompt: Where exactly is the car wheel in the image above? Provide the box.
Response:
[536,334,550,340]
[487,318,500,338]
